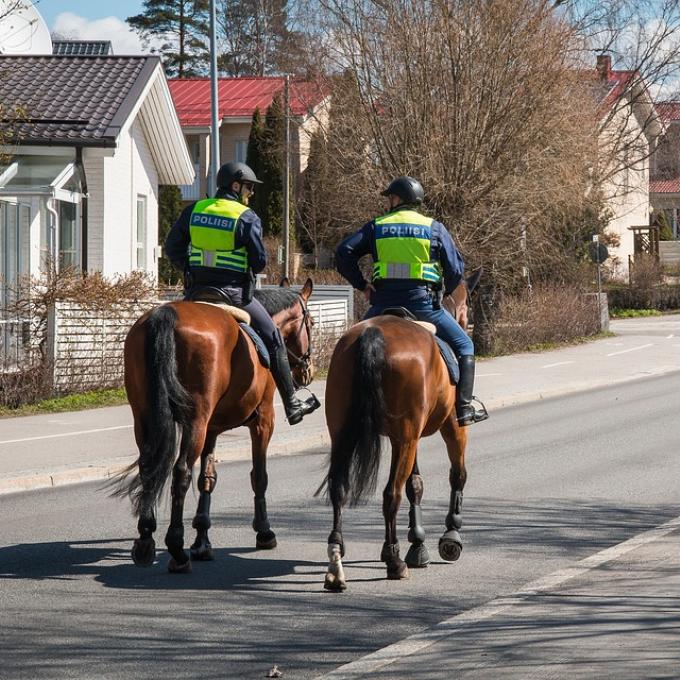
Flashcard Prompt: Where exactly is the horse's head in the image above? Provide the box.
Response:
[271,277,315,387]
[442,267,482,331]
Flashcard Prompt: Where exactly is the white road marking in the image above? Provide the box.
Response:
[606,343,654,357]
[667,334,675,339]
[476,373,504,377]
[316,515,680,680]
[541,361,575,369]
[0,425,133,446]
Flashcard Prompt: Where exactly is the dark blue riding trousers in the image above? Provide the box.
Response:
[189,285,282,352]
[364,290,474,358]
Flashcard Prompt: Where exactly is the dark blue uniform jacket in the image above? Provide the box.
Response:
[335,214,465,302]
[165,190,267,286]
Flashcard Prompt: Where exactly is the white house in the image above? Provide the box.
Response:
[593,55,664,278]
[0,55,194,291]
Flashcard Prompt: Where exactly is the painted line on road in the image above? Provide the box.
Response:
[667,334,675,339]
[541,361,575,369]
[476,373,504,377]
[316,515,680,680]
[0,425,133,446]
[606,343,654,357]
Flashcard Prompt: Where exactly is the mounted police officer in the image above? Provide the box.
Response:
[335,176,488,426]
[165,161,319,425]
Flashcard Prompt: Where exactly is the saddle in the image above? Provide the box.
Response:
[380,307,458,384]
[185,286,269,367]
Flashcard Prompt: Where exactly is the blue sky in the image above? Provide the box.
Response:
[38,1,144,28]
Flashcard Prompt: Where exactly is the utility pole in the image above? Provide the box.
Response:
[282,75,291,279]
[208,0,220,197]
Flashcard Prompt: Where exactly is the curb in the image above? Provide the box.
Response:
[0,430,331,497]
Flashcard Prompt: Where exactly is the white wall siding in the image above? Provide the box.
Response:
[131,119,159,278]
[83,150,106,273]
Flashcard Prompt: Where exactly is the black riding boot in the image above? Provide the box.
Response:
[270,345,320,425]
[456,355,489,426]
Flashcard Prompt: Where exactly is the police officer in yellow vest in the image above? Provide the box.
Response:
[335,176,488,426]
[165,161,319,425]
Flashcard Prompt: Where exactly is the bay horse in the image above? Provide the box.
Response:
[116,279,315,572]
[319,271,481,591]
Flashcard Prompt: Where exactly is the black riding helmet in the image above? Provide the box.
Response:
[381,176,424,206]
[216,161,263,188]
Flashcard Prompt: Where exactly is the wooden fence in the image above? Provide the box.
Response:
[44,285,353,391]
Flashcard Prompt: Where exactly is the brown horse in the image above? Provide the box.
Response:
[116,279,315,572]
[319,273,480,591]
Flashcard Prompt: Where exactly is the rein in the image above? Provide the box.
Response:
[286,296,313,379]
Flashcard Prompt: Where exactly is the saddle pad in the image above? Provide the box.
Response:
[238,323,270,368]
[434,336,459,384]
[194,300,251,325]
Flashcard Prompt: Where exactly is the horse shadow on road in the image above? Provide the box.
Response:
[0,497,677,592]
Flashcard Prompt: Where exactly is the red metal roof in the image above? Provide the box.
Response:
[655,102,680,121]
[650,177,680,193]
[168,77,326,127]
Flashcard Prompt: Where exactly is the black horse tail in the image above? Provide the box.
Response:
[318,325,387,506]
[113,305,193,514]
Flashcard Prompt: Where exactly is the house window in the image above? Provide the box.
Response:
[235,140,248,163]
[58,201,79,270]
[0,200,31,303]
[136,195,147,269]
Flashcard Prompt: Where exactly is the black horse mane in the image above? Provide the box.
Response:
[253,288,300,316]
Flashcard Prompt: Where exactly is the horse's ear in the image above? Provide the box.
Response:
[300,277,313,301]
[279,277,290,288]
[466,267,483,295]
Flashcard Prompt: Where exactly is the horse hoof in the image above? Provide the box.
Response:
[168,556,192,574]
[405,542,431,568]
[324,572,347,592]
[439,531,463,562]
[190,545,214,561]
[387,561,409,580]
[131,538,156,567]
[256,530,277,550]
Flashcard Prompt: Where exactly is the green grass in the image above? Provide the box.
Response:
[610,308,662,318]
[0,387,128,418]
[482,330,616,358]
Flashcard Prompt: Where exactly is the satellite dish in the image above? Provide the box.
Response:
[0,0,53,55]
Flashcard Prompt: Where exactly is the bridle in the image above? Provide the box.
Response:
[286,296,314,384]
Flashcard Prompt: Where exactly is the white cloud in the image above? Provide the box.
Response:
[51,12,151,54]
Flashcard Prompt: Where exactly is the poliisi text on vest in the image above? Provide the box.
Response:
[376,224,432,239]
[191,214,235,230]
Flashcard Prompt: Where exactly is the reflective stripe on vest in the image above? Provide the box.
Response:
[372,209,441,284]
[188,198,250,273]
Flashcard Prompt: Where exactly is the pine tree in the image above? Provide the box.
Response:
[216,0,303,76]
[260,95,285,237]
[158,184,183,285]
[246,108,266,216]
[127,0,210,78]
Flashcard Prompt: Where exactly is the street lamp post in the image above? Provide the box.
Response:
[208,0,220,197]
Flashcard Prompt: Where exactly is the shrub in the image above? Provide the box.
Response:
[488,284,600,356]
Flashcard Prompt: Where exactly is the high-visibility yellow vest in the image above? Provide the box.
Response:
[372,209,441,284]
[188,198,249,273]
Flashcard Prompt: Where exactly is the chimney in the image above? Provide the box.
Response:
[596,54,612,81]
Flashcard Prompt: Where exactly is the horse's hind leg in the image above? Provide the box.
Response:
[131,423,157,567]
[405,458,430,568]
[324,442,349,592]
[438,416,468,562]
[248,396,276,550]
[381,439,417,580]
[166,423,205,573]
[190,433,218,561]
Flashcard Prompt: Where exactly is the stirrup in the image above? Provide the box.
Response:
[285,391,321,425]
[457,397,489,426]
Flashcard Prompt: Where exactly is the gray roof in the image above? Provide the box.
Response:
[52,40,114,56]
[0,56,159,147]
